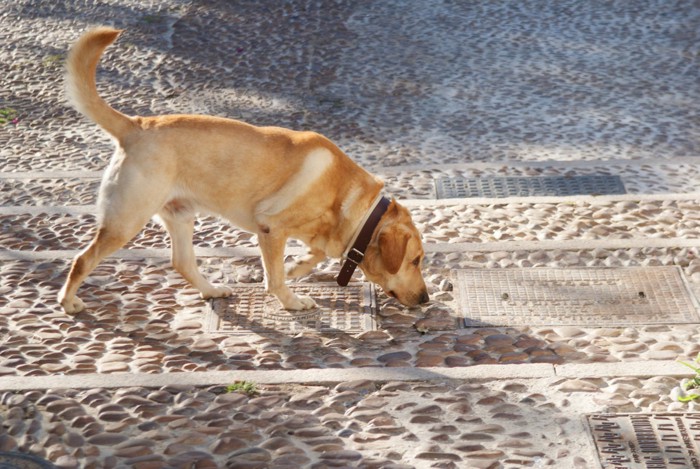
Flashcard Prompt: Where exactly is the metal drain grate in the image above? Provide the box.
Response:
[455,267,700,327]
[587,413,700,469]
[206,283,376,334]
[0,452,56,468]
[435,175,626,198]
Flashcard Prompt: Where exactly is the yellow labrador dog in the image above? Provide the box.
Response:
[58,27,429,314]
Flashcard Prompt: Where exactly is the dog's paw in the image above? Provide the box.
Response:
[201,285,233,299]
[284,295,317,311]
[298,295,317,310]
[61,296,86,315]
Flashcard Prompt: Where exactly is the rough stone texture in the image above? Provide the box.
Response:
[2,198,700,251]
[3,160,700,209]
[2,247,699,379]
[2,0,700,467]
[2,0,700,171]
[0,377,695,468]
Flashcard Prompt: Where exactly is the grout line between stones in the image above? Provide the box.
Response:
[424,237,700,252]
[374,156,700,173]
[399,191,700,207]
[3,190,700,214]
[0,361,690,392]
[0,155,700,179]
[0,206,96,214]
[0,246,288,261]
[2,236,699,261]
[4,157,697,180]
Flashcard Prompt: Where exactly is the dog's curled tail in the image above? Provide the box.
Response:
[66,27,138,140]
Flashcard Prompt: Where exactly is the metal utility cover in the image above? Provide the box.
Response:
[456,267,700,327]
[587,413,700,469]
[435,175,626,198]
[206,283,376,334]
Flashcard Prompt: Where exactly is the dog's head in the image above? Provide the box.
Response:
[360,200,429,307]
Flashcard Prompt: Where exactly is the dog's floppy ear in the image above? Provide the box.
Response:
[379,226,410,275]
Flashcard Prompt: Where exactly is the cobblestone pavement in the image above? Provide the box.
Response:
[1,0,700,468]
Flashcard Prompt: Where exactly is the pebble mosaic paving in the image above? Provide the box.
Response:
[3,198,699,255]
[1,376,698,469]
[2,248,700,379]
[0,178,100,207]
[0,452,55,469]
[456,267,700,327]
[2,0,700,466]
[206,283,376,335]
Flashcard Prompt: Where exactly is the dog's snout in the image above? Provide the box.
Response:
[419,290,430,304]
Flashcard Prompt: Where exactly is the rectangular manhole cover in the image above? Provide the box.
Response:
[587,413,700,468]
[206,283,376,334]
[435,175,626,198]
[455,267,700,327]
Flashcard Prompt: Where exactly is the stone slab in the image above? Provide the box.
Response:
[206,282,376,334]
[2,237,700,262]
[587,413,700,469]
[456,266,700,327]
[0,364,556,391]
[556,361,693,379]
[435,175,626,199]
[3,360,698,392]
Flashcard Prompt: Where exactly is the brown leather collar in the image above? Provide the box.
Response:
[337,196,391,286]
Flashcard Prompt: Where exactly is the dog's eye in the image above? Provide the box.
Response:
[412,256,421,267]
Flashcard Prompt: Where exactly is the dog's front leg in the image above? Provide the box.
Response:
[286,248,326,279]
[258,232,317,310]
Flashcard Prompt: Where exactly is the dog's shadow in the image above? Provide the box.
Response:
[7,257,390,374]
[7,255,464,376]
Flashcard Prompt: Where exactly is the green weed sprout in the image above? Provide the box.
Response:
[675,353,700,403]
[226,381,257,396]
[0,108,18,125]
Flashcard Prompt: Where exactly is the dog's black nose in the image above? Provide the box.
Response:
[419,291,430,304]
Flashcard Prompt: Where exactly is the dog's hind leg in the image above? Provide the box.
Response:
[58,162,169,314]
[158,208,232,299]
[58,219,148,314]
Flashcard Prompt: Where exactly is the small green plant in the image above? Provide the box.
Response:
[142,14,164,24]
[226,381,257,396]
[42,53,65,67]
[0,108,18,125]
[675,353,700,402]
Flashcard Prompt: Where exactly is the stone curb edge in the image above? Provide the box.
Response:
[2,156,699,180]
[3,235,700,262]
[374,156,700,173]
[2,191,700,215]
[399,191,700,207]
[0,361,690,391]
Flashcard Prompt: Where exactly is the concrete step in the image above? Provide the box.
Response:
[3,157,700,202]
